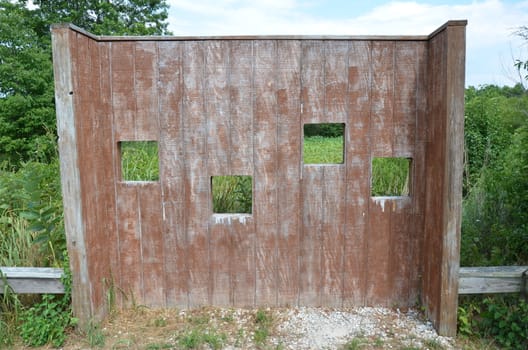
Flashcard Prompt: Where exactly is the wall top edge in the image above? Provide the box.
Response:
[52,20,467,42]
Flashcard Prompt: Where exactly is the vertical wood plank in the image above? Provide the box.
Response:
[134,42,159,140]
[254,40,278,306]
[229,41,256,307]
[320,166,346,307]
[139,184,164,306]
[98,41,119,311]
[116,184,143,304]
[204,41,231,306]
[439,23,466,337]
[183,41,210,307]
[111,42,136,141]
[324,41,348,124]
[205,41,230,175]
[276,40,301,306]
[343,40,371,306]
[301,41,324,124]
[393,42,416,157]
[424,30,447,327]
[389,41,419,305]
[229,41,254,175]
[74,33,100,313]
[158,41,188,307]
[366,41,395,305]
[410,42,428,305]
[299,167,322,305]
[52,26,92,323]
[370,42,394,157]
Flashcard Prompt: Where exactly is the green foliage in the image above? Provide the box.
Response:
[459,295,528,349]
[253,309,272,346]
[177,328,227,350]
[86,320,105,348]
[212,175,252,214]
[120,141,160,181]
[0,1,56,164]
[461,123,528,266]
[371,157,410,196]
[304,123,344,138]
[19,257,76,347]
[27,0,171,36]
[476,297,528,350]
[0,159,65,267]
[0,0,171,164]
[303,136,343,164]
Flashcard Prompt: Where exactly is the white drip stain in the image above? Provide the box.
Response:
[212,214,251,225]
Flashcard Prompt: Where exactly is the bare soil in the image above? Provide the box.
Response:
[19,307,499,350]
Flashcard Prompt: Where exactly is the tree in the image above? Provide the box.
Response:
[0,0,171,163]
[25,0,171,36]
[0,1,55,163]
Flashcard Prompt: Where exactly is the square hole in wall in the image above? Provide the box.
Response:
[120,141,159,182]
[371,157,411,196]
[303,123,345,164]
[211,175,252,214]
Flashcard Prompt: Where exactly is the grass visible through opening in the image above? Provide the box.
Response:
[211,175,252,214]
[371,157,411,196]
[304,123,344,164]
[120,141,159,181]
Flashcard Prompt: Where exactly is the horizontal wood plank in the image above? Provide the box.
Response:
[0,267,65,294]
[458,266,528,294]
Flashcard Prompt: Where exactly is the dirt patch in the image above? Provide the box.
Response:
[26,306,484,349]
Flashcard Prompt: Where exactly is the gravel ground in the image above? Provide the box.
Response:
[52,306,459,349]
[268,307,454,349]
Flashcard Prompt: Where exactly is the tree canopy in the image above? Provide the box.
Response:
[0,0,171,163]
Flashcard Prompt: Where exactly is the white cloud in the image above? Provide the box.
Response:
[166,0,528,86]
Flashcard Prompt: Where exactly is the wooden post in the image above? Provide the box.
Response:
[422,20,466,337]
[51,24,92,326]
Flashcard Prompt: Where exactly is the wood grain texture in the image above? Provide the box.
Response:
[52,23,466,336]
[254,40,278,306]
[158,41,188,307]
[276,40,301,306]
[343,41,371,306]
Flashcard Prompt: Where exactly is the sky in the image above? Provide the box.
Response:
[165,0,528,87]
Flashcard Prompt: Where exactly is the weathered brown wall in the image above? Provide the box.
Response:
[52,21,466,336]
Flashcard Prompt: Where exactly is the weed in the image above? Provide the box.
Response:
[86,320,105,347]
[373,337,384,347]
[342,337,368,350]
[187,313,210,326]
[424,338,445,349]
[153,317,167,327]
[19,255,76,347]
[253,308,273,346]
[177,328,226,350]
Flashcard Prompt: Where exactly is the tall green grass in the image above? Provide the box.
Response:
[212,176,252,214]
[304,136,344,164]
[120,141,159,181]
[371,157,410,196]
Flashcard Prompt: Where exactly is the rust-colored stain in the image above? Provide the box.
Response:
[51,21,466,336]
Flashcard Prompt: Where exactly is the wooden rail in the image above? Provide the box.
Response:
[1,266,526,296]
[0,267,65,294]
[458,266,527,295]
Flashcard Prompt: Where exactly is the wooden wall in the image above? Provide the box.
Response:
[52,21,466,336]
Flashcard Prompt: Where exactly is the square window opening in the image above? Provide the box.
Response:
[303,123,345,164]
[371,157,411,197]
[211,175,252,214]
[119,141,159,182]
